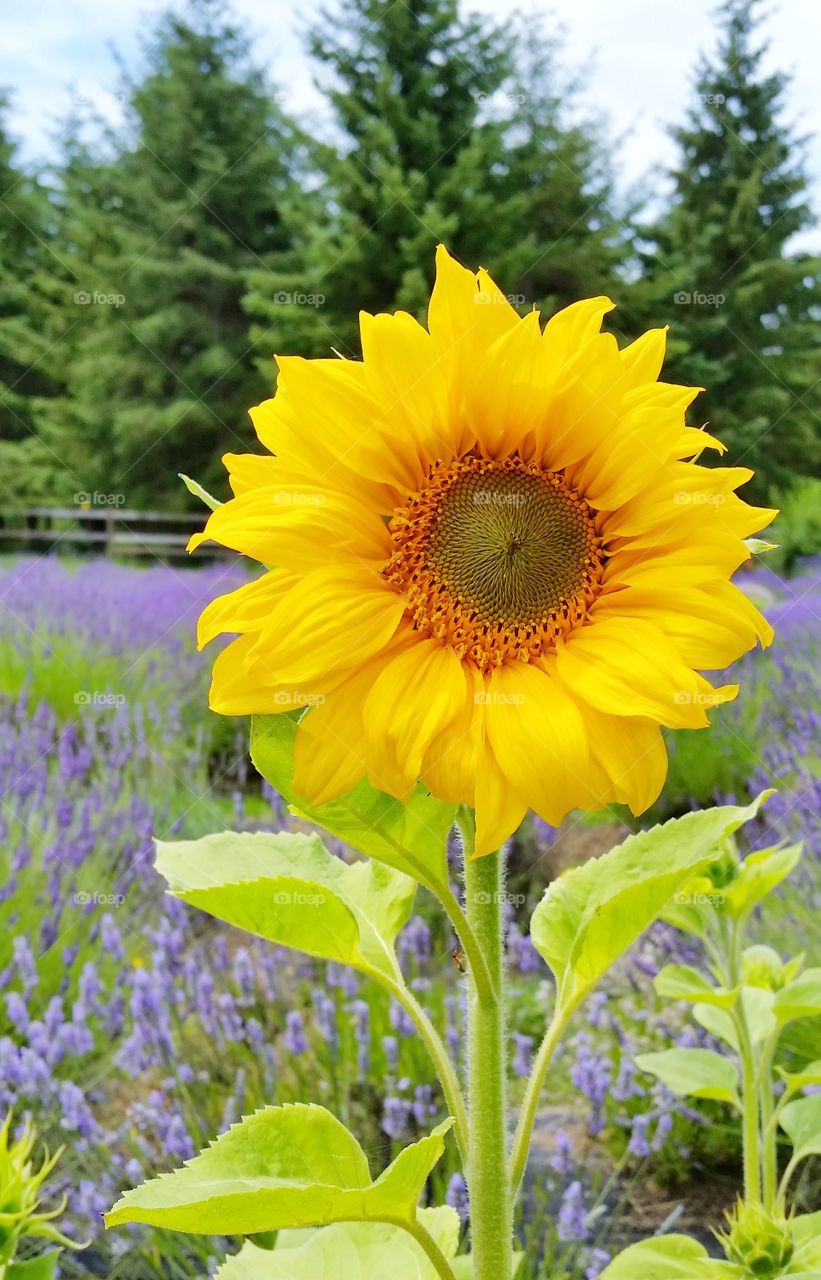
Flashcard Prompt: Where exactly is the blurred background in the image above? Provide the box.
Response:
[1,4,820,1278]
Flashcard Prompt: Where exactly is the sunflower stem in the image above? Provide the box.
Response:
[463,837,513,1280]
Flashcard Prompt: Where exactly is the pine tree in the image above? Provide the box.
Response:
[631,0,821,500]
[244,0,514,364]
[244,2,627,375]
[0,95,70,505]
[62,0,294,508]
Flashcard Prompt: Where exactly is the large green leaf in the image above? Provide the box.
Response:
[597,1235,723,1278]
[215,1208,459,1279]
[251,715,456,895]
[106,1104,452,1234]
[156,830,415,984]
[773,969,821,1025]
[654,965,738,1010]
[530,796,768,1018]
[779,1094,821,1164]
[635,1049,741,1109]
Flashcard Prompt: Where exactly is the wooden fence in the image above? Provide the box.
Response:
[0,506,226,561]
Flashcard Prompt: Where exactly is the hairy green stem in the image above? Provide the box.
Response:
[508,1011,567,1194]
[463,844,513,1280]
[726,921,762,1205]
[385,977,469,1159]
[758,1030,780,1212]
[439,884,496,1004]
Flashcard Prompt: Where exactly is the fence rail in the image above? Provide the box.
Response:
[0,506,224,561]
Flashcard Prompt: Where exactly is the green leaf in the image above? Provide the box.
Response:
[106,1104,452,1234]
[215,1208,459,1279]
[635,1049,741,1108]
[156,830,415,983]
[792,1212,821,1268]
[597,1235,717,1278]
[777,1060,821,1092]
[179,472,222,510]
[721,843,802,920]
[530,796,768,1018]
[693,987,776,1051]
[779,1094,821,1164]
[773,969,821,1025]
[251,715,456,896]
[693,1002,739,1051]
[655,965,738,1009]
[744,537,779,556]
[7,1257,60,1280]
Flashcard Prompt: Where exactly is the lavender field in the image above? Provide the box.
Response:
[1,553,819,1279]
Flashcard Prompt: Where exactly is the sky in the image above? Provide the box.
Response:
[2,0,820,248]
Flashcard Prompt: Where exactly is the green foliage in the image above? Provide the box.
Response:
[216,1208,459,1279]
[634,1048,741,1108]
[56,1,294,507]
[156,828,416,983]
[625,0,821,501]
[767,478,821,574]
[243,0,626,370]
[607,815,821,1277]
[0,95,69,506]
[530,794,769,1021]
[106,1103,452,1233]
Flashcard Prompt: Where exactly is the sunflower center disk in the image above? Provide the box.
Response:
[384,456,606,670]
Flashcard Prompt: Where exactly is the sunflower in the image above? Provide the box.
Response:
[191,246,775,856]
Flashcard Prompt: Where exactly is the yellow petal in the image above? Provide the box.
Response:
[363,637,470,795]
[556,614,733,729]
[250,567,405,687]
[484,662,591,825]
[197,569,296,649]
[473,738,529,858]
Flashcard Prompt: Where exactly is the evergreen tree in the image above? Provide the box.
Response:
[630,0,821,500]
[0,95,70,505]
[478,21,629,316]
[63,0,294,508]
[245,1,627,374]
[244,0,513,363]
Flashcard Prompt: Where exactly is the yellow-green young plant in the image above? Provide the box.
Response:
[104,723,774,1279]
[0,1113,83,1280]
[600,834,821,1279]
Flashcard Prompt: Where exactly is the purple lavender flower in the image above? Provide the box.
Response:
[557,1180,589,1243]
[283,1010,308,1056]
[446,1172,469,1223]
[512,1032,533,1078]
